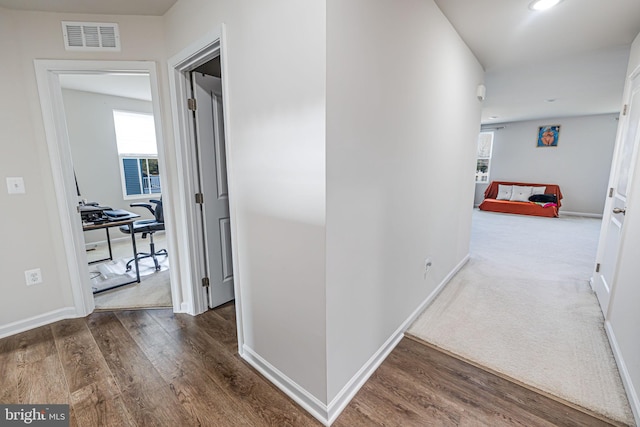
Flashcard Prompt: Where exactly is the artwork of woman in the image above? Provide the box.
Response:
[537,125,560,147]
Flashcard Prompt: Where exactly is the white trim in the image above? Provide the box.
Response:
[218,24,245,356]
[166,24,245,353]
[593,63,640,317]
[404,254,471,329]
[0,307,78,339]
[561,211,603,218]
[33,60,177,318]
[326,324,404,424]
[240,254,470,426]
[241,345,330,425]
[604,320,640,426]
[327,255,470,424]
[167,32,223,316]
[86,235,131,247]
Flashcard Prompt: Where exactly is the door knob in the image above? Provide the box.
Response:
[613,207,626,215]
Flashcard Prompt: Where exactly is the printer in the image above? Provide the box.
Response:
[78,203,111,223]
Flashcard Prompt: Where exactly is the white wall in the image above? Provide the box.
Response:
[607,31,640,423]
[325,0,484,403]
[165,0,483,413]
[62,89,155,244]
[164,0,328,403]
[0,8,165,327]
[2,1,484,421]
[475,114,618,214]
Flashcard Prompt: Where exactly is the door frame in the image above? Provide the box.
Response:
[167,26,244,349]
[33,59,174,316]
[592,64,640,316]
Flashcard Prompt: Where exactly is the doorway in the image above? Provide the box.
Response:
[34,60,177,316]
[167,28,243,347]
[190,67,235,309]
[59,73,172,309]
[593,66,640,316]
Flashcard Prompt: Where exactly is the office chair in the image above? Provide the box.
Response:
[119,199,168,271]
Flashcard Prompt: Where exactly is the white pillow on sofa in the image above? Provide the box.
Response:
[496,184,513,200]
[531,186,546,195]
[510,185,533,202]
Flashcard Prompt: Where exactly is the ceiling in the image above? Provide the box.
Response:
[4,0,640,123]
[59,74,152,102]
[434,0,640,123]
[0,0,177,16]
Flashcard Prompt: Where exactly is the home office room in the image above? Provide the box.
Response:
[59,71,171,310]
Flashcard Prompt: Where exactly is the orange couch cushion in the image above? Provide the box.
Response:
[479,181,563,218]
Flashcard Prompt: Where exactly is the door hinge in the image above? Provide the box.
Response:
[195,192,204,204]
[187,98,197,111]
[202,277,210,287]
[609,187,614,198]
[595,263,601,273]
[623,104,628,116]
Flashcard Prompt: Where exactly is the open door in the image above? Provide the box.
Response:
[190,70,235,308]
[593,69,640,316]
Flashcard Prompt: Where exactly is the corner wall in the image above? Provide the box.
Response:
[164,0,328,405]
[325,0,484,404]
[476,114,618,215]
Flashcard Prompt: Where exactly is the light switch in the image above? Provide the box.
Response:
[6,177,25,194]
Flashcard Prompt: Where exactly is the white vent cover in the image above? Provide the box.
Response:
[61,21,120,51]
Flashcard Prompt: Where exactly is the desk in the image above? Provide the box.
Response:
[83,212,140,294]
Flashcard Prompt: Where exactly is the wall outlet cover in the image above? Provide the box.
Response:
[25,268,43,286]
[6,177,26,194]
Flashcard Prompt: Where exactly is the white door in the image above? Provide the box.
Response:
[192,72,234,308]
[593,70,640,315]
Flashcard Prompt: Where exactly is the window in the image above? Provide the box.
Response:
[475,131,494,183]
[113,110,161,197]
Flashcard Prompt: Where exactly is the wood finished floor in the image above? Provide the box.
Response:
[0,303,620,427]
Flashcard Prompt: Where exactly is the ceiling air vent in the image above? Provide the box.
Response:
[61,21,121,51]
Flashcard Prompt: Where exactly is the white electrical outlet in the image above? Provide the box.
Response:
[6,177,26,194]
[25,268,43,286]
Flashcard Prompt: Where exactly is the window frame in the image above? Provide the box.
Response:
[118,155,162,200]
[112,109,161,199]
[475,131,494,184]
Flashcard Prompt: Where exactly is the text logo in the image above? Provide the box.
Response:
[0,405,69,426]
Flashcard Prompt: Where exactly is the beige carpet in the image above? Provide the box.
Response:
[93,266,171,309]
[88,234,172,310]
[408,210,635,426]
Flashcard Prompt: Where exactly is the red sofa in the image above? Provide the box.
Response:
[479,181,563,218]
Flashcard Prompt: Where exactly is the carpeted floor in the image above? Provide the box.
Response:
[407,210,635,426]
[87,233,172,310]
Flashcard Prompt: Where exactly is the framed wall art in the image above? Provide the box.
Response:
[537,125,560,147]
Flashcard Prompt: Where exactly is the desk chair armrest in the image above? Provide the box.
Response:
[129,203,154,215]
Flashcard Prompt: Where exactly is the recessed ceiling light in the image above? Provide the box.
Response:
[529,0,563,11]
[545,98,557,103]
[489,116,499,120]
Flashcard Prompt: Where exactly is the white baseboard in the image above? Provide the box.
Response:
[402,254,470,331]
[561,211,603,218]
[326,254,470,424]
[0,307,79,339]
[241,254,471,426]
[326,326,404,424]
[241,345,330,425]
[605,320,640,426]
